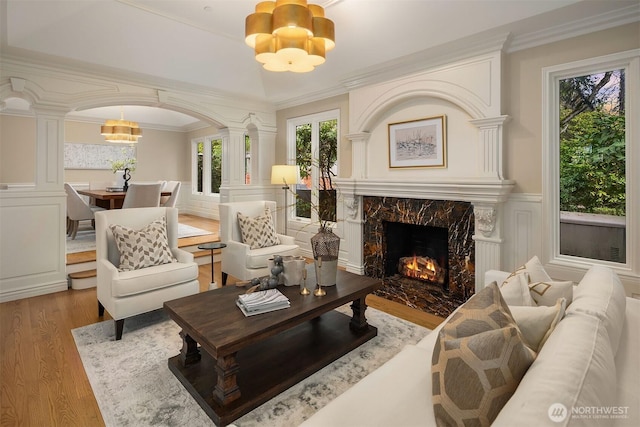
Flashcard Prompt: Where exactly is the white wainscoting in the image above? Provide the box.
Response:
[502,193,543,271]
[0,190,68,302]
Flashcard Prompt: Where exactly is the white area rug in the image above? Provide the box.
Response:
[72,305,430,427]
[66,223,213,254]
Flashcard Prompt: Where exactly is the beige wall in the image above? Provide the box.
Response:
[0,116,192,185]
[276,94,350,178]
[64,121,191,184]
[0,115,36,183]
[505,23,639,194]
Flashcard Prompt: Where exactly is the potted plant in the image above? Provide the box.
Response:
[109,150,137,191]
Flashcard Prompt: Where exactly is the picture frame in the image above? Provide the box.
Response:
[388,115,447,168]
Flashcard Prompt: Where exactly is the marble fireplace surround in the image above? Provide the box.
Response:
[362,196,475,301]
[336,178,515,293]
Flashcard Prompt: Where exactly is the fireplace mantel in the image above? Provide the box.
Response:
[335,177,515,293]
[335,178,514,204]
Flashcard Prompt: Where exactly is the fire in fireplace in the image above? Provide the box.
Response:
[398,255,446,284]
[384,221,449,290]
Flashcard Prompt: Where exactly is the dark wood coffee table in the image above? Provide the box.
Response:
[163,265,380,426]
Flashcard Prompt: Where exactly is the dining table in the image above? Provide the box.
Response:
[77,189,171,210]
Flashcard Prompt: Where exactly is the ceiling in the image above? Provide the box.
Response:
[2,0,638,130]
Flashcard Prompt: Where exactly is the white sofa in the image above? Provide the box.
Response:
[301,265,639,426]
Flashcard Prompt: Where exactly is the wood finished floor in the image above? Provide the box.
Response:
[0,214,443,427]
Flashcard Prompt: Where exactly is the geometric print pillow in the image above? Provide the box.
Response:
[529,280,573,306]
[237,207,280,250]
[109,216,177,272]
[431,282,536,427]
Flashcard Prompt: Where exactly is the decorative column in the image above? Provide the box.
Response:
[218,127,248,202]
[346,132,370,179]
[33,105,67,191]
[472,203,504,291]
[469,116,509,180]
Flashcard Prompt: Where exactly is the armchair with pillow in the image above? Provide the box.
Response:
[219,201,299,286]
[95,207,199,340]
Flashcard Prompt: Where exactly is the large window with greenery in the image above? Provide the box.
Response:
[192,135,223,195]
[287,110,339,226]
[544,51,638,268]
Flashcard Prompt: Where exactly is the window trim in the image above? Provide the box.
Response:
[286,108,340,227]
[542,50,639,276]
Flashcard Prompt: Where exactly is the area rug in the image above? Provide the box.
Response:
[72,305,430,427]
[66,223,214,254]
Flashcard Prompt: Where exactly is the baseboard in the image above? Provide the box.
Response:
[0,280,68,303]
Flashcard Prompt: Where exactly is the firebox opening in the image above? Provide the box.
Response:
[383,221,449,291]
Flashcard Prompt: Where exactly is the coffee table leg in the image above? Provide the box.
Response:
[179,330,201,366]
[214,353,241,405]
[349,296,369,331]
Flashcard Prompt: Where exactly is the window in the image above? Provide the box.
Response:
[244,134,251,185]
[192,135,223,195]
[287,110,339,225]
[543,51,638,270]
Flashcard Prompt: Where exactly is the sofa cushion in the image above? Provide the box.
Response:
[492,312,617,427]
[112,261,199,297]
[529,280,574,306]
[109,216,176,272]
[499,273,537,306]
[432,283,536,426]
[237,207,280,250]
[566,265,626,354]
[300,344,435,427]
[509,298,566,352]
[500,256,573,307]
[502,255,552,284]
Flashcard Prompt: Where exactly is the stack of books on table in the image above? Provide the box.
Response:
[236,288,290,316]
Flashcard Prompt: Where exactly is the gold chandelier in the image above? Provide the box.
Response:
[100,107,142,143]
[245,0,335,73]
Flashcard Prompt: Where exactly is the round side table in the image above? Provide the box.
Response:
[198,242,227,290]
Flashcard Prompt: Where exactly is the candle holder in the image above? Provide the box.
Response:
[300,268,310,295]
[313,257,326,297]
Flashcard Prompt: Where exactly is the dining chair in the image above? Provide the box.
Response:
[161,181,181,208]
[65,183,105,239]
[121,183,162,209]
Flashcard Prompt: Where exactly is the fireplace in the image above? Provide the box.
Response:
[363,197,475,318]
[384,222,448,289]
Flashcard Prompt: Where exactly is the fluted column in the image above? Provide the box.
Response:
[345,132,371,179]
[469,116,509,180]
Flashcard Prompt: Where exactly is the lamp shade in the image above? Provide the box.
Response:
[271,165,299,186]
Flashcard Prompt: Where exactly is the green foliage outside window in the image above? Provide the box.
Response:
[559,70,625,216]
[295,119,338,223]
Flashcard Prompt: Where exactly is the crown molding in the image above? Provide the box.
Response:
[0,47,275,112]
[506,3,640,53]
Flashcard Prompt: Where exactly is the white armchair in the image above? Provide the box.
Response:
[95,207,199,340]
[219,201,299,285]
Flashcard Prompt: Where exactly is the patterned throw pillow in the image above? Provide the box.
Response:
[237,208,280,250]
[529,280,573,306]
[109,216,177,271]
[432,282,536,427]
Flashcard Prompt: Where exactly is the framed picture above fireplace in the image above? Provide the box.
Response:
[388,115,447,168]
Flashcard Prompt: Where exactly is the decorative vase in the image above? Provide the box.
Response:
[311,227,340,286]
[282,256,306,286]
[122,167,131,192]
